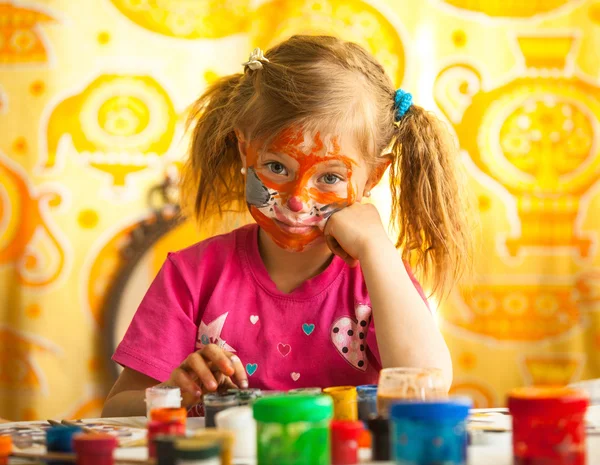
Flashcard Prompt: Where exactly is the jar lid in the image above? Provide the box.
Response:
[203,393,237,403]
[258,390,286,397]
[288,387,322,395]
[146,386,182,405]
[236,390,260,401]
[390,398,472,422]
[324,386,356,394]
[0,435,12,455]
[73,433,118,453]
[253,394,333,424]
[508,387,589,416]
[228,388,261,396]
[356,385,378,394]
[175,438,220,460]
[331,421,364,439]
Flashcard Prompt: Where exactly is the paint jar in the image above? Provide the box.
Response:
[148,420,186,458]
[214,406,256,460]
[150,407,187,428]
[367,417,390,461]
[73,433,118,465]
[508,387,588,465]
[289,387,322,395]
[235,389,262,406]
[389,398,471,465]
[47,426,83,465]
[330,421,363,465]
[253,394,333,465]
[569,379,600,405]
[192,429,235,465]
[46,426,82,452]
[203,394,238,428]
[0,435,12,465]
[323,386,358,421]
[145,386,182,417]
[174,438,221,465]
[153,435,178,465]
[356,385,378,422]
[228,387,261,396]
[377,367,447,417]
[259,390,286,397]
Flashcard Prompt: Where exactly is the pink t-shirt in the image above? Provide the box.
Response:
[113,224,427,393]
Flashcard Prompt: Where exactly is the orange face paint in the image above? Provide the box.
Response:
[245,129,357,252]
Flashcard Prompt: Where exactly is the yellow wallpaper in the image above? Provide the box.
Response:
[1,0,600,420]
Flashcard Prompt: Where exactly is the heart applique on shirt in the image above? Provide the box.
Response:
[330,304,372,371]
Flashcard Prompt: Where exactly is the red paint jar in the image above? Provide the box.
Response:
[508,387,588,465]
[330,420,363,465]
[148,420,186,458]
[73,433,117,465]
[0,435,12,465]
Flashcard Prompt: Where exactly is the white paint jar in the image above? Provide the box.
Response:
[145,386,183,417]
[215,405,256,459]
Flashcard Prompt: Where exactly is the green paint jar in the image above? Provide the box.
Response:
[253,394,333,465]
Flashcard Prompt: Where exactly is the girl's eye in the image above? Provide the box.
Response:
[320,173,342,185]
[267,162,287,175]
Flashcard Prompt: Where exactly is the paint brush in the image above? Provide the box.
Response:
[11,451,154,464]
[58,419,147,448]
[60,419,98,434]
[118,437,147,448]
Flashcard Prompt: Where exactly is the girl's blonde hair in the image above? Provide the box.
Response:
[181,35,471,296]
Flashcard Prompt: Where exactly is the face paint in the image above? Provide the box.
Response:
[245,129,357,252]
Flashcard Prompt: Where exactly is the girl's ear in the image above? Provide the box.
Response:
[365,154,393,192]
[235,129,247,167]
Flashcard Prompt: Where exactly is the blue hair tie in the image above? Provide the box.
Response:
[394,89,413,122]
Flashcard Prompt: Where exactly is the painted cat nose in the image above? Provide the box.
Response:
[287,196,304,212]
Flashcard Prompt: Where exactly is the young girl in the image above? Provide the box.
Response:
[102,35,470,417]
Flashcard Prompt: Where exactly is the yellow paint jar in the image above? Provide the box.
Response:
[323,386,358,421]
[192,428,234,465]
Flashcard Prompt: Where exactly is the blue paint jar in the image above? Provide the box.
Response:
[46,426,82,452]
[356,385,378,422]
[46,426,82,465]
[390,398,471,465]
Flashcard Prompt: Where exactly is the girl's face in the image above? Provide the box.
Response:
[239,128,372,252]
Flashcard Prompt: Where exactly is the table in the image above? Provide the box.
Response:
[4,417,600,464]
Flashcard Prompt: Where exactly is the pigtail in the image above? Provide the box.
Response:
[180,74,247,222]
[389,105,471,297]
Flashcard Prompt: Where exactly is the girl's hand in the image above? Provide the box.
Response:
[158,344,248,407]
[323,203,391,267]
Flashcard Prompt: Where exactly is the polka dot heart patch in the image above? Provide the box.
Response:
[330,304,372,371]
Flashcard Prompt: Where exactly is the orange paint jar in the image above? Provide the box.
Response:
[508,387,588,465]
[0,435,12,465]
[150,407,187,427]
